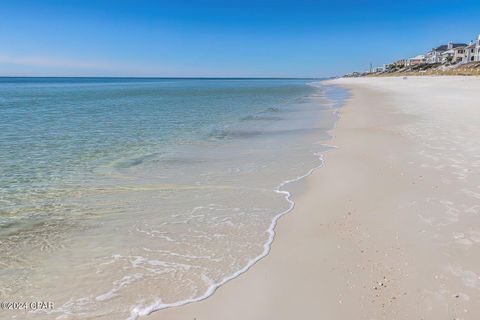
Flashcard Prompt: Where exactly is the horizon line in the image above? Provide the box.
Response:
[0,76,330,80]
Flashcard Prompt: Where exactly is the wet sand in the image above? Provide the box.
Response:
[148,77,480,320]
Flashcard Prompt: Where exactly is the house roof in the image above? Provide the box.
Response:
[410,55,426,60]
[433,45,448,52]
[432,43,468,52]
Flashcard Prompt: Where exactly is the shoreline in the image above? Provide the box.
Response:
[2,78,347,320]
[129,83,345,319]
[149,76,480,320]
[129,148,327,320]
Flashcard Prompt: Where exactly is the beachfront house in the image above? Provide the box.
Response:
[465,42,476,62]
[452,46,467,63]
[406,55,426,66]
[441,49,455,63]
[462,35,480,62]
[474,35,480,61]
[426,45,447,64]
[353,33,480,76]
[426,42,467,64]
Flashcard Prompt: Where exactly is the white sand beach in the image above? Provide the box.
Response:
[150,77,480,320]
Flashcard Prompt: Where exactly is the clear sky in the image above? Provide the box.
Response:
[1,0,479,77]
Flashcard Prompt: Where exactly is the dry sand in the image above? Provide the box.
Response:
[149,77,480,320]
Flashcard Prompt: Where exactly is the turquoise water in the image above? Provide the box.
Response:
[0,78,347,319]
[1,78,314,227]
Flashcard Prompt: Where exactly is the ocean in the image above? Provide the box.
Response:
[0,78,348,319]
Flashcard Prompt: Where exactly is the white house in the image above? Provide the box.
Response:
[407,55,426,66]
[476,35,480,61]
[452,46,467,63]
[426,42,468,64]
[465,42,476,62]
[463,35,480,62]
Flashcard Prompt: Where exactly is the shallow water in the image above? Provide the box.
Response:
[0,78,348,319]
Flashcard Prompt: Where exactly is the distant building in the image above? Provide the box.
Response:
[441,48,455,63]
[426,45,446,64]
[460,35,480,63]
[474,35,480,61]
[426,42,467,64]
[350,33,480,76]
[407,55,426,66]
[465,41,476,62]
[452,46,467,63]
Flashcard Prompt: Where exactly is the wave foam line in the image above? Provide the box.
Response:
[127,81,345,320]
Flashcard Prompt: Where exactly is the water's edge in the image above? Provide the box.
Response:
[130,82,349,319]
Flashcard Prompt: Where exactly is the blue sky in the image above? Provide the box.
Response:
[1,0,479,77]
